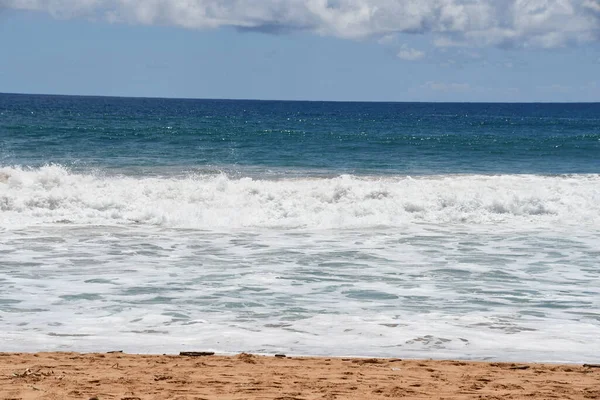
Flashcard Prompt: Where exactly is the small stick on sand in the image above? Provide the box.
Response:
[179,351,215,357]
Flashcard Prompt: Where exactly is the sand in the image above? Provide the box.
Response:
[1,352,599,399]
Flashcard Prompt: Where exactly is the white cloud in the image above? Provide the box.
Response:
[2,0,600,49]
[397,46,425,61]
[377,33,398,45]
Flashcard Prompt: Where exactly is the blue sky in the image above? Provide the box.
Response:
[0,1,599,102]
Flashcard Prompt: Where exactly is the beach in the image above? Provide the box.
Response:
[1,352,599,399]
[2,96,600,398]
[2,0,600,394]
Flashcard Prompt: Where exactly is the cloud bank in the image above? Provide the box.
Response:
[2,0,599,48]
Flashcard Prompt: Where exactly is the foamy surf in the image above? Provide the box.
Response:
[1,164,599,230]
[2,165,599,361]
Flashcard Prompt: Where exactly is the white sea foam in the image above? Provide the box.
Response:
[1,165,599,230]
[1,165,599,362]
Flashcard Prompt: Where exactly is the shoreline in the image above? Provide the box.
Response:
[1,352,598,399]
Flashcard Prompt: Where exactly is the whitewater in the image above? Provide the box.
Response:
[3,165,600,229]
[1,164,599,362]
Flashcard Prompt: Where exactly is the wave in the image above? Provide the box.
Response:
[1,165,599,229]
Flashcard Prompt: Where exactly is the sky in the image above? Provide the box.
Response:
[0,0,599,102]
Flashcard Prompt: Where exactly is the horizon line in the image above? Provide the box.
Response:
[1,91,599,105]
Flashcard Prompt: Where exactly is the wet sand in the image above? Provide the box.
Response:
[1,352,599,399]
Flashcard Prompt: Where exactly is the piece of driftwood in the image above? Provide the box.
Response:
[179,351,215,357]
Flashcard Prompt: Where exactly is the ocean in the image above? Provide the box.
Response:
[1,93,599,362]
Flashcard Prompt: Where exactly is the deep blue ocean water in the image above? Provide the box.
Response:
[2,93,599,175]
[1,93,599,362]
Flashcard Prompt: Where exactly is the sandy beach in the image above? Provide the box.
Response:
[1,352,599,399]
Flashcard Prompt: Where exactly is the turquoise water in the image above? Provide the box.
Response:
[1,93,599,362]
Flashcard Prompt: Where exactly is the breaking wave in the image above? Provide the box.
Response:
[1,165,599,229]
